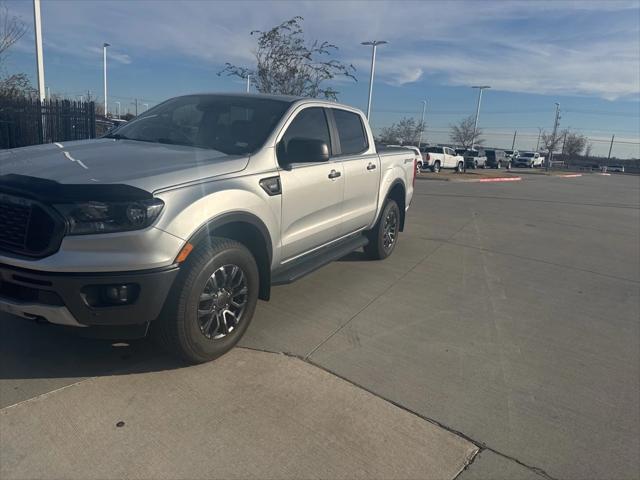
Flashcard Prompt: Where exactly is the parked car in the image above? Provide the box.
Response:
[513,151,543,168]
[422,146,464,173]
[607,165,625,173]
[485,149,508,169]
[0,93,415,363]
[504,150,518,161]
[463,149,487,169]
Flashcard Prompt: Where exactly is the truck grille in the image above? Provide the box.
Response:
[0,201,31,250]
[0,194,64,257]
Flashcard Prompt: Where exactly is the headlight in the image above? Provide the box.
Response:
[55,198,164,235]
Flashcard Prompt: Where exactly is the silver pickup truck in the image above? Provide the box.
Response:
[0,93,415,363]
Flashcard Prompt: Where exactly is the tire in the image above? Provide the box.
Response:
[529,163,534,168]
[472,161,477,169]
[417,161,423,170]
[364,199,400,260]
[153,237,259,364]
[432,161,441,173]
[497,161,502,169]
[456,161,464,173]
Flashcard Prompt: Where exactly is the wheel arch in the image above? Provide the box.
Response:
[187,212,273,300]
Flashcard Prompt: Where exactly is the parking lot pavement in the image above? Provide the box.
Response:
[1,348,476,480]
[1,173,638,479]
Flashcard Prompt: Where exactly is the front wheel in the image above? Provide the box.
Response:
[364,199,400,260]
[153,238,259,364]
[432,161,441,173]
[456,161,464,173]
[496,161,502,169]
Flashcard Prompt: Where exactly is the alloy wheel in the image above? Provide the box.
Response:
[197,264,248,340]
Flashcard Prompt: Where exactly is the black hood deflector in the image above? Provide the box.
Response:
[0,174,152,203]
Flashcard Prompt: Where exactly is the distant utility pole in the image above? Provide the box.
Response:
[511,130,517,150]
[361,40,388,121]
[103,43,110,116]
[418,100,427,147]
[115,101,121,119]
[471,85,490,151]
[607,134,615,165]
[133,98,138,116]
[246,74,251,93]
[32,0,45,102]
[560,131,567,156]
[548,103,560,171]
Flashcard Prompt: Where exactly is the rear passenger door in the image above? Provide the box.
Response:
[277,107,344,261]
[330,108,379,236]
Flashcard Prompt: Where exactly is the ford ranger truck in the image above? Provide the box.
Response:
[0,94,415,363]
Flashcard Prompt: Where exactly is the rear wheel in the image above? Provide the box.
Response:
[364,199,400,260]
[497,161,502,169]
[153,238,259,364]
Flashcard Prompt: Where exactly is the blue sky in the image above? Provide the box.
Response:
[3,0,640,158]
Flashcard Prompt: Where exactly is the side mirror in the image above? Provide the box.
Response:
[284,138,330,164]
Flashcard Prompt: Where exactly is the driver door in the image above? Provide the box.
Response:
[277,107,344,261]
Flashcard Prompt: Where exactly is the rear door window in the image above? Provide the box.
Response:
[332,109,368,155]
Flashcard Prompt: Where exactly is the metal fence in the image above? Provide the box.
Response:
[0,97,96,149]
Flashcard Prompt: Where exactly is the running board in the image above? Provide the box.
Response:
[271,234,369,286]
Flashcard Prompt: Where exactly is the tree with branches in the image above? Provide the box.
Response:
[378,117,425,145]
[450,115,484,149]
[218,16,356,100]
[0,3,32,98]
[561,129,588,159]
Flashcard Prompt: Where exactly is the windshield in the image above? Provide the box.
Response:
[107,95,291,155]
[425,147,443,153]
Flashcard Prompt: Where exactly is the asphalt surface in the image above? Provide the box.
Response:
[2,173,639,479]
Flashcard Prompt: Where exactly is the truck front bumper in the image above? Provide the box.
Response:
[0,263,179,328]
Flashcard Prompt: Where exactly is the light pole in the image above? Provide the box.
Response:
[32,0,45,102]
[361,40,387,121]
[471,85,490,151]
[418,100,427,148]
[246,74,251,93]
[103,43,110,117]
[548,102,560,171]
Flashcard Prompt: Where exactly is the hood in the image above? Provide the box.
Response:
[0,139,249,192]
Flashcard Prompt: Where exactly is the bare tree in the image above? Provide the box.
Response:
[540,130,562,154]
[584,142,593,159]
[0,72,34,97]
[450,115,484,149]
[0,2,26,64]
[561,129,588,159]
[219,16,356,100]
[378,117,425,145]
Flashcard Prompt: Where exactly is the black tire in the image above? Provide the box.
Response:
[432,161,441,173]
[364,199,400,260]
[496,161,502,169]
[472,161,477,169]
[153,237,259,364]
[456,161,464,173]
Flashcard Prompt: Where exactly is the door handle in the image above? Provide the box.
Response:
[366,163,377,170]
[328,169,341,179]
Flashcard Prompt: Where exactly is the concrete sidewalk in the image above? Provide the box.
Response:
[0,348,477,480]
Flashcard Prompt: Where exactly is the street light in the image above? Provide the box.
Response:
[471,86,490,151]
[418,100,427,148]
[361,40,387,121]
[246,74,251,93]
[103,43,110,117]
[32,0,45,102]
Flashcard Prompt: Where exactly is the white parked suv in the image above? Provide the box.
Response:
[421,146,464,173]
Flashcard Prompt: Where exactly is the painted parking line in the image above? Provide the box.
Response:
[478,177,523,183]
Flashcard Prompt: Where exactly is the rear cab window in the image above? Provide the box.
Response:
[332,109,368,155]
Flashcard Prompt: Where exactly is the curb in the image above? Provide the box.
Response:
[477,177,522,183]
[556,174,583,178]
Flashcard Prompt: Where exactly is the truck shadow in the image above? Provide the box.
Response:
[0,314,185,382]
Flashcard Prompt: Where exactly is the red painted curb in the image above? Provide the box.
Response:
[557,174,583,178]
[478,177,522,183]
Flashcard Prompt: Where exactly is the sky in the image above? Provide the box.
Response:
[3,0,640,158]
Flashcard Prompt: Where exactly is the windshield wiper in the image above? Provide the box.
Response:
[104,133,131,140]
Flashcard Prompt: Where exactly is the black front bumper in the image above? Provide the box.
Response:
[0,262,179,327]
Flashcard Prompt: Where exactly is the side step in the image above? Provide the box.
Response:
[271,234,369,286]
